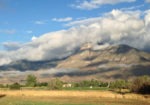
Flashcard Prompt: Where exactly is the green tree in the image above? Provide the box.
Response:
[37,82,48,87]
[26,74,37,87]
[9,83,21,90]
[110,80,129,90]
[0,84,4,88]
[48,78,63,90]
[90,79,100,87]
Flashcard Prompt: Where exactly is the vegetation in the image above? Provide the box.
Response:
[0,74,149,94]
[0,75,150,105]
[0,84,4,88]
[74,79,108,88]
[130,76,150,94]
[36,82,48,87]
[9,82,21,90]
[26,75,37,87]
[0,93,149,105]
[48,78,63,90]
[110,80,129,89]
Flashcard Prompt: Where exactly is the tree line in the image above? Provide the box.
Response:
[0,75,150,94]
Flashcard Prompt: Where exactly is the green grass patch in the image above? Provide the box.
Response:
[62,87,109,91]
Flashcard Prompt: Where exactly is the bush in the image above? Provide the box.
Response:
[0,84,4,88]
[48,78,63,90]
[37,82,48,87]
[74,79,101,87]
[131,76,150,94]
[9,83,21,90]
[26,75,37,87]
[110,80,129,89]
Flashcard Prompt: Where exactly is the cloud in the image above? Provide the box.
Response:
[120,4,144,11]
[31,36,37,41]
[65,17,102,26]
[52,17,73,22]
[71,0,136,10]
[2,42,22,51]
[0,29,16,34]
[0,9,150,66]
[26,30,33,34]
[34,20,46,25]
[146,0,150,3]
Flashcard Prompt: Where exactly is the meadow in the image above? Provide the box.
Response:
[0,90,149,105]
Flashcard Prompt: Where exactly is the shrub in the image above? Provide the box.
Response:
[37,82,48,87]
[0,84,4,88]
[131,76,150,94]
[110,80,129,89]
[9,83,21,90]
[26,74,37,87]
[48,78,63,90]
[74,79,101,87]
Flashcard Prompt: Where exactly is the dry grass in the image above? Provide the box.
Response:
[0,90,150,105]
[0,90,149,99]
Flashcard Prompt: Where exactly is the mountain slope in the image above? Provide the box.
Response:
[56,44,150,80]
[0,59,61,71]
[57,44,150,69]
[0,44,150,83]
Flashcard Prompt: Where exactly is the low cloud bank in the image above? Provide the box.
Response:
[0,9,150,66]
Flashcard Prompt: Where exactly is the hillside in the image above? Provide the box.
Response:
[0,44,150,83]
[56,44,150,81]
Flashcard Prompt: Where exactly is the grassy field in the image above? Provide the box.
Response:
[62,87,110,91]
[0,90,150,105]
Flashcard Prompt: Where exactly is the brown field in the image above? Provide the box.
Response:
[0,90,150,105]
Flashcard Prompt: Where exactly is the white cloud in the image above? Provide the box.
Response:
[2,42,22,51]
[52,17,73,22]
[65,17,102,26]
[120,4,144,11]
[26,30,33,34]
[31,36,37,41]
[34,20,46,25]
[72,0,136,10]
[0,29,16,34]
[0,9,150,66]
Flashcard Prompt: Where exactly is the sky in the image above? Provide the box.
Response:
[0,0,150,65]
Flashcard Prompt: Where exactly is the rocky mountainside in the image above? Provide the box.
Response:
[0,59,63,71]
[0,44,150,82]
[57,44,150,69]
[56,44,150,81]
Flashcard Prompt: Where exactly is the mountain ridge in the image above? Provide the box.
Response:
[0,44,150,83]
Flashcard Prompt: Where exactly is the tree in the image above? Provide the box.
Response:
[0,84,4,88]
[48,78,63,90]
[37,82,48,87]
[110,80,129,89]
[9,83,21,90]
[74,79,101,87]
[26,74,37,87]
[131,76,150,94]
[110,79,129,94]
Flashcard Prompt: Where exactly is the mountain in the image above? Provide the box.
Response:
[56,44,150,81]
[0,59,58,71]
[0,44,150,83]
[57,44,150,69]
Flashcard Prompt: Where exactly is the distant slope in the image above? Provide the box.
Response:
[0,59,61,71]
[0,44,150,82]
[56,44,150,80]
[57,44,150,69]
